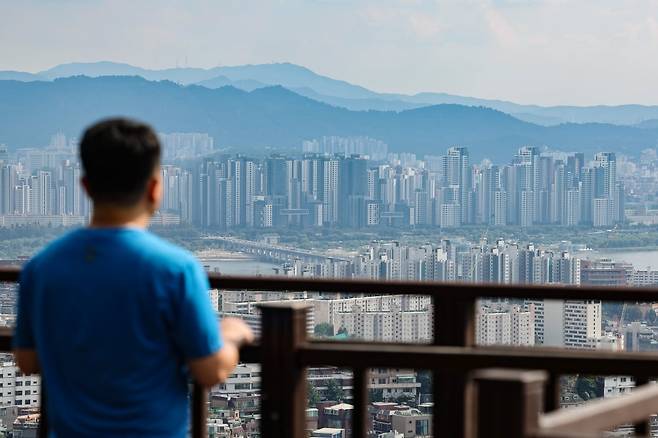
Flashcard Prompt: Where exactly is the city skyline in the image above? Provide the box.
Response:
[3,1,658,105]
[0,133,626,229]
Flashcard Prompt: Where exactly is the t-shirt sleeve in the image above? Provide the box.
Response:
[13,261,35,349]
[171,260,222,360]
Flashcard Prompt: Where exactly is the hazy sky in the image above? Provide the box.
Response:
[2,0,657,106]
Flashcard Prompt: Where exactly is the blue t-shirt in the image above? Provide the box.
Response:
[13,228,222,437]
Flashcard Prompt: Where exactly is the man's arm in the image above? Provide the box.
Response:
[14,349,39,375]
[187,317,253,387]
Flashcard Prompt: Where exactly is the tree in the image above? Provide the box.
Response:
[368,388,384,403]
[308,383,320,407]
[416,370,432,396]
[625,305,643,323]
[326,379,344,402]
[648,308,658,325]
[393,393,416,406]
[314,323,334,338]
[576,376,604,401]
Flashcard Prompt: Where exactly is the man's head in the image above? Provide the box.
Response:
[80,118,162,213]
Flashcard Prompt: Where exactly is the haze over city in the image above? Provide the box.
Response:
[3,0,658,105]
[5,2,658,437]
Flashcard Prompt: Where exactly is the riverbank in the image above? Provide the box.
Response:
[587,246,658,253]
[195,249,254,260]
[576,248,658,270]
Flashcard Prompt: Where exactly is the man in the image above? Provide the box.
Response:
[13,118,253,437]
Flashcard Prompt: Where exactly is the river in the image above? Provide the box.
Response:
[577,249,658,270]
[199,257,280,276]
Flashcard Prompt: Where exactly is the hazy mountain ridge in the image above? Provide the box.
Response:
[0,71,45,81]
[4,61,658,126]
[1,76,657,160]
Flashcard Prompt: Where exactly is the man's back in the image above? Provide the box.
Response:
[15,227,220,437]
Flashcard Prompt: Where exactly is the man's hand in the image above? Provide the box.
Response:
[221,317,254,347]
[14,349,39,375]
[188,317,254,388]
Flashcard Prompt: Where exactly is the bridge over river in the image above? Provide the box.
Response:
[202,236,352,265]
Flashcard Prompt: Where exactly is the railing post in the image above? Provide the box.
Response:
[191,383,208,438]
[473,369,547,438]
[433,297,476,438]
[544,372,561,412]
[352,368,369,438]
[260,302,309,438]
[634,375,651,435]
[38,382,47,438]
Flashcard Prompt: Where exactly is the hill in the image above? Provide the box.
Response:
[5,61,658,125]
[0,76,657,161]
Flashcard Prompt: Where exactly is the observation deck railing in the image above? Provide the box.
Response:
[2,268,658,437]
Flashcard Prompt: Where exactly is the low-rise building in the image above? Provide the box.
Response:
[390,408,432,438]
[312,427,345,438]
[319,403,353,436]
[214,363,261,397]
[369,369,420,401]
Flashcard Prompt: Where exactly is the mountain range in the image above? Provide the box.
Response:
[1,75,657,161]
[4,61,658,126]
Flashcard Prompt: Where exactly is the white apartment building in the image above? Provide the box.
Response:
[0,363,40,408]
[476,303,535,346]
[631,269,658,287]
[332,307,432,343]
[564,300,601,349]
[312,295,431,327]
[528,300,602,349]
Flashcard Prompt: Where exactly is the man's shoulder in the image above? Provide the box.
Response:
[26,228,199,275]
[138,232,198,269]
[26,228,84,270]
[135,233,207,290]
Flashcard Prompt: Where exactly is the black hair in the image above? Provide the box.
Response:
[80,118,161,206]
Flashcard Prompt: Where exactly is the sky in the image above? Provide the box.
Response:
[1,0,658,106]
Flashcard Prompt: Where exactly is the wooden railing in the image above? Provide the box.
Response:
[3,268,658,437]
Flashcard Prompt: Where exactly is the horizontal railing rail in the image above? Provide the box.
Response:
[539,382,658,434]
[473,368,658,438]
[3,266,658,437]
[297,342,658,375]
[209,273,658,301]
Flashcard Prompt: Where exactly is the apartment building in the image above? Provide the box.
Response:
[528,300,602,349]
[476,303,535,346]
[0,362,40,408]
